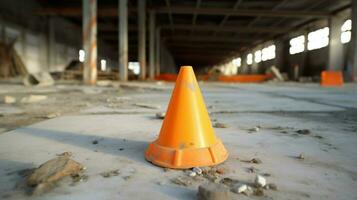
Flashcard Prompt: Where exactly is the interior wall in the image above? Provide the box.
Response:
[0,0,116,74]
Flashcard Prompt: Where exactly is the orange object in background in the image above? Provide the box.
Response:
[218,74,272,83]
[145,66,228,169]
[155,74,177,82]
[320,71,344,87]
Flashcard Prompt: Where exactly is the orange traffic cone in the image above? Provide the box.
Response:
[145,66,228,169]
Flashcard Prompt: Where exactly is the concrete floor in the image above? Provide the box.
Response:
[0,81,357,199]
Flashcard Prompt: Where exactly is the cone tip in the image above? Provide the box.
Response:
[180,66,193,69]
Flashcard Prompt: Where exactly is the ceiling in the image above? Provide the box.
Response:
[35,0,351,69]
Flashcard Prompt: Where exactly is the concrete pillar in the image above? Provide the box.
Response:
[119,0,128,81]
[138,0,146,80]
[275,39,284,70]
[149,11,155,79]
[82,0,97,85]
[47,17,55,71]
[328,16,344,71]
[348,1,357,81]
[155,27,161,76]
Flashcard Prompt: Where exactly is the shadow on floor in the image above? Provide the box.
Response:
[18,127,151,166]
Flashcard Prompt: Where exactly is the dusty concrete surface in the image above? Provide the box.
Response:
[0,80,357,199]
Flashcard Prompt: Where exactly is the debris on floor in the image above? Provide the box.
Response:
[45,112,61,119]
[254,175,267,187]
[20,95,47,103]
[155,112,165,119]
[248,126,261,133]
[297,153,305,160]
[232,183,248,194]
[197,183,231,200]
[213,122,228,128]
[100,169,120,178]
[171,176,192,186]
[24,153,85,195]
[192,167,203,175]
[3,95,16,104]
[134,103,160,109]
[247,166,259,173]
[296,129,311,135]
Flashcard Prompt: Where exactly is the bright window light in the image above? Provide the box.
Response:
[341,19,352,44]
[254,50,262,63]
[232,57,241,67]
[128,62,140,75]
[247,53,253,65]
[289,35,305,55]
[307,27,329,50]
[262,45,276,61]
[79,49,85,62]
[100,59,106,71]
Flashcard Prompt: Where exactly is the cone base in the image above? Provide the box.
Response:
[145,140,228,169]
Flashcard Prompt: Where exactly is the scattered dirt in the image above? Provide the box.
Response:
[171,176,192,186]
[296,129,311,135]
[213,122,228,128]
[100,169,120,178]
[155,112,165,119]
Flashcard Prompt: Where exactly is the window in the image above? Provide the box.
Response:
[100,59,107,71]
[246,53,253,65]
[289,35,305,55]
[254,50,262,63]
[307,27,329,50]
[79,49,85,62]
[262,45,276,61]
[128,62,140,75]
[341,19,352,44]
[232,57,241,67]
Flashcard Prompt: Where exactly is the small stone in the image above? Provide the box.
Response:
[251,158,262,164]
[197,183,230,200]
[266,183,278,191]
[215,167,227,174]
[213,122,228,128]
[314,135,323,139]
[250,126,260,132]
[254,175,266,187]
[243,186,254,196]
[297,153,304,160]
[296,129,311,135]
[155,112,165,119]
[4,96,16,104]
[247,166,259,173]
[232,184,247,194]
[254,188,264,196]
[92,140,98,145]
[189,171,197,177]
[46,112,60,119]
[71,173,89,183]
[220,177,238,187]
[192,167,203,175]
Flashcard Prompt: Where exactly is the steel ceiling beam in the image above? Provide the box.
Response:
[35,7,331,18]
[152,7,331,18]
[160,24,290,33]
